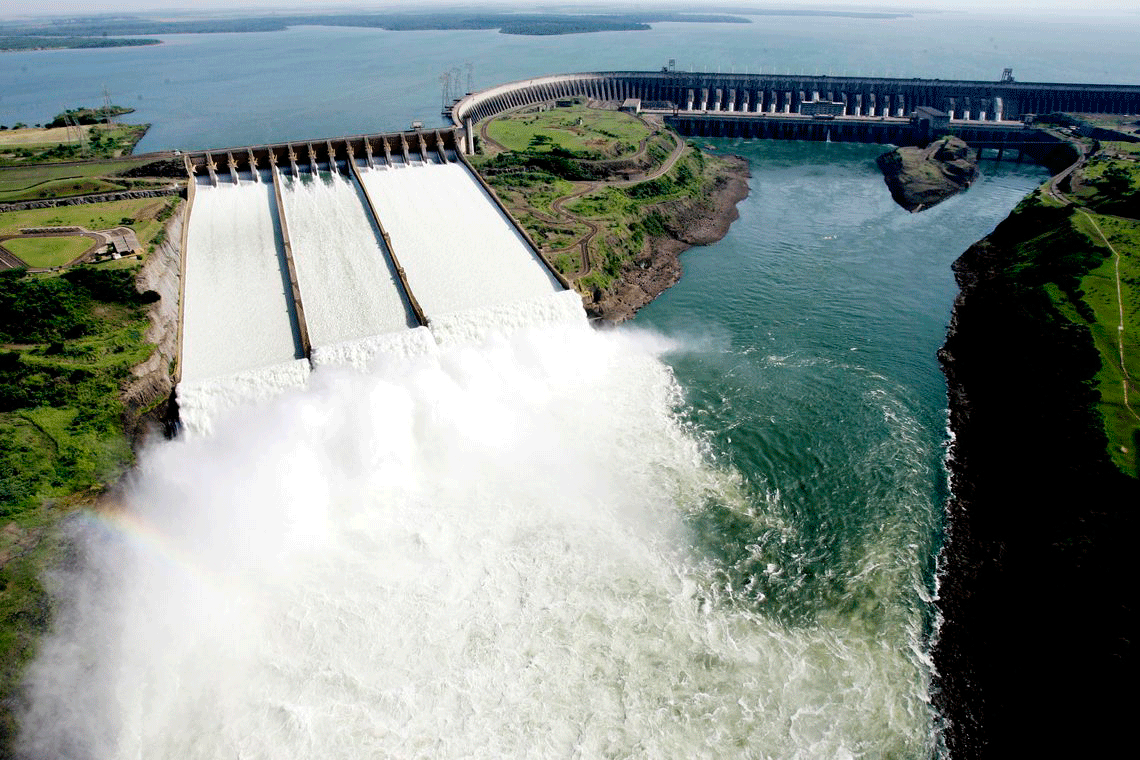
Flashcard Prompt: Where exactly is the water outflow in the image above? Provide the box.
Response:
[20,293,936,759]
[357,162,562,321]
[181,176,303,383]
[281,169,416,346]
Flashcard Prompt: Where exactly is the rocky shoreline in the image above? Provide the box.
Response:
[932,205,1137,758]
[586,155,751,322]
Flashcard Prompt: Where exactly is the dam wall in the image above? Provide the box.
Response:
[179,127,567,387]
[451,71,1140,127]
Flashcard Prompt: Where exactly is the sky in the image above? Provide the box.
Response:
[1,1,1136,21]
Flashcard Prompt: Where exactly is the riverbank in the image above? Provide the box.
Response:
[587,155,749,322]
[933,155,1138,756]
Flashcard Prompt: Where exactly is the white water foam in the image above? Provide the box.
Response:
[181,179,301,383]
[309,326,437,372]
[21,302,936,759]
[429,289,588,347]
[281,171,415,346]
[358,162,562,321]
[176,358,310,437]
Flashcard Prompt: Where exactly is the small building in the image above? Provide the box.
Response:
[620,98,642,114]
[913,106,950,140]
[555,98,576,108]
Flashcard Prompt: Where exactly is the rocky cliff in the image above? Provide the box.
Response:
[933,195,1136,758]
[878,136,979,212]
[122,203,183,441]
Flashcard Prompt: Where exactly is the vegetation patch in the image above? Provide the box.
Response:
[0,157,155,202]
[1011,153,1140,476]
[0,113,150,167]
[0,264,155,748]
[2,235,93,268]
[0,197,174,254]
[487,104,651,159]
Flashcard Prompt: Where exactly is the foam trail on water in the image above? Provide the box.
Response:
[21,312,936,759]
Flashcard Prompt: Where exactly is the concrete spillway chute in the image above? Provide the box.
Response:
[225,152,239,185]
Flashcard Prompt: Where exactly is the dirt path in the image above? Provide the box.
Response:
[539,131,687,278]
[1079,209,1139,422]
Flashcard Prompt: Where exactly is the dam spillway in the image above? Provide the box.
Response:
[357,161,562,325]
[178,130,569,423]
[280,171,416,348]
[181,176,304,384]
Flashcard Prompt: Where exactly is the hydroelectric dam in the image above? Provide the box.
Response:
[175,69,1139,426]
[177,129,575,428]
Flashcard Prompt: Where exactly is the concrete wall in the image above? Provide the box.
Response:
[186,129,462,182]
[452,71,1140,128]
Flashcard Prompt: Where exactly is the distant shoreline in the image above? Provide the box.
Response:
[0,9,911,43]
[0,37,160,52]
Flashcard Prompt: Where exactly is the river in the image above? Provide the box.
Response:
[6,9,1132,758]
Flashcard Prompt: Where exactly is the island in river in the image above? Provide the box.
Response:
[877,136,979,212]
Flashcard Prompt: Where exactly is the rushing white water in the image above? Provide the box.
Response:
[21,297,934,759]
[358,161,562,321]
[281,170,415,347]
[181,178,301,383]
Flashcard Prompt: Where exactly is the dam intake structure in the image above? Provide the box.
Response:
[178,129,570,430]
[450,70,1140,161]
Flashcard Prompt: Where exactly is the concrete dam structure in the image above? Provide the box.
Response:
[450,71,1140,154]
[452,71,1140,125]
[177,128,573,429]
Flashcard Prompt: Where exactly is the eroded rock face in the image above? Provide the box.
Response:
[586,155,750,323]
[123,204,184,441]
[877,136,979,212]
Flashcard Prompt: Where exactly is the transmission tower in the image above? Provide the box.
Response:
[440,71,451,110]
[65,112,89,156]
[101,86,114,124]
[465,62,474,94]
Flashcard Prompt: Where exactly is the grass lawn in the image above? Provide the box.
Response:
[0,197,173,245]
[3,235,94,268]
[1071,212,1140,475]
[486,104,651,158]
[0,158,151,202]
[0,126,78,146]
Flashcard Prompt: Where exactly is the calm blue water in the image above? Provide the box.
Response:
[1,11,1137,151]
[0,12,1104,756]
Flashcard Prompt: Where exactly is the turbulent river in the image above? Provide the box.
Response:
[19,141,1046,758]
[2,12,1095,758]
